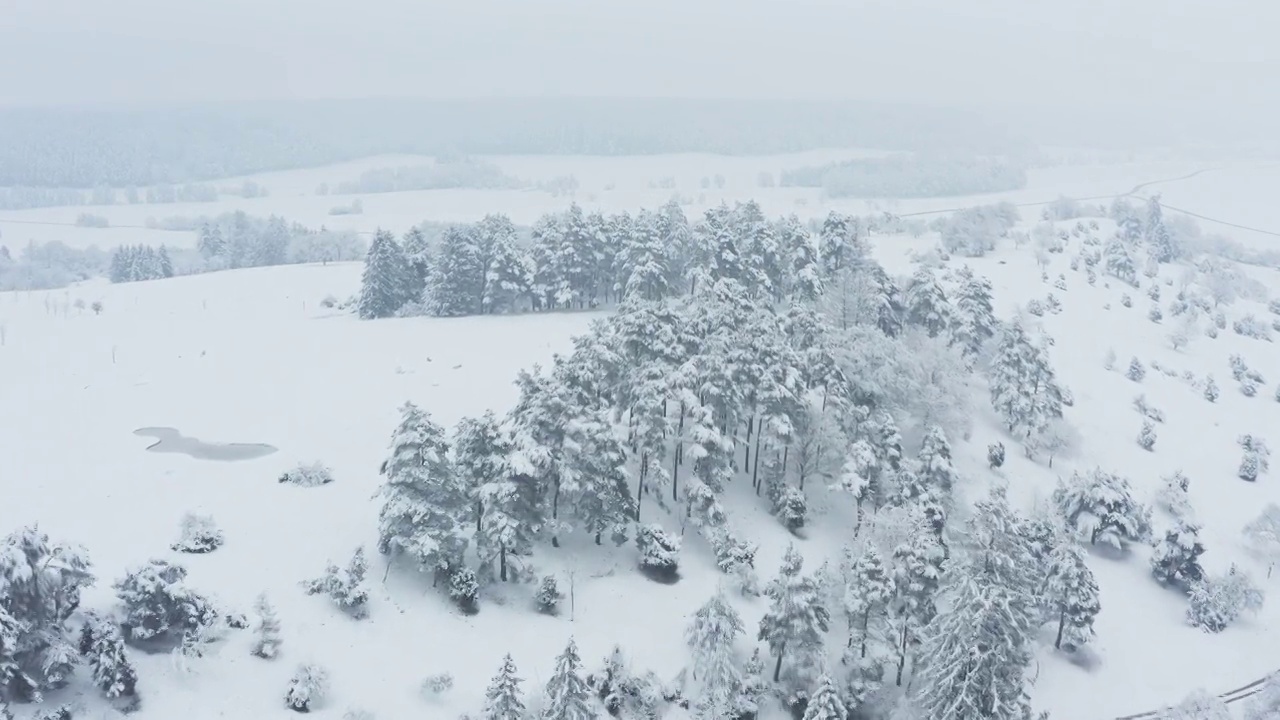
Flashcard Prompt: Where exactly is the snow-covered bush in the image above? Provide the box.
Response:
[771,485,808,532]
[987,442,1005,469]
[1054,274,1067,290]
[79,616,140,709]
[1160,690,1231,720]
[535,575,563,615]
[1242,380,1259,397]
[1147,284,1161,301]
[1027,298,1045,316]
[1137,421,1157,451]
[171,512,223,554]
[1086,268,1097,285]
[285,664,330,712]
[1156,471,1193,518]
[1053,468,1151,549]
[1132,394,1164,423]
[1214,310,1228,329]
[1060,386,1075,407]
[251,593,282,659]
[1204,376,1219,402]
[1126,357,1145,382]
[1270,299,1280,316]
[1245,673,1280,720]
[32,705,74,720]
[449,566,479,614]
[1206,325,1219,339]
[115,559,218,647]
[1230,354,1249,380]
[302,547,370,619]
[1234,314,1273,341]
[278,462,335,487]
[1186,566,1264,632]
[1246,368,1267,385]
[1120,293,1132,308]
[1242,505,1280,576]
[419,672,454,699]
[1238,435,1272,482]
[635,524,681,582]
[1148,305,1162,323]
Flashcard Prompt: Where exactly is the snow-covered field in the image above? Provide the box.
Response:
[3,152,1280,720]
[4,151,1279,255]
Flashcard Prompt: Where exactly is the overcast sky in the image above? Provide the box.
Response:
[1,0,1275,124]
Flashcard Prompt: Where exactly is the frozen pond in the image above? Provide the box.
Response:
[134,427,277,461]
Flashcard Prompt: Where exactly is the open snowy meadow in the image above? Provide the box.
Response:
[3,151,1280,720]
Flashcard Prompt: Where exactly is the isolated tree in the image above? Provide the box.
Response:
[1042,543,1100,651]
[1126,357,1145,382]
[377,402,469,576]
[303,547,371,619]
[1104,235,1137,285]
[251,593,282,659]
[1238,434,1272,482]
[1052,469,1150,549]
[950,266,997,363]
[484,654,526,720]
[357,230,414,319]
[903,266,951,337]
[1204,376,1220,402]
[1145,195,1175,263]
[285,664,329,712]
[543,638,593,720]
[1150,520,1206,588]
[803,674,848,720]
[989,321,1063,440]
[685,591,744,711]
[759,545,830,684]
[1137,421,1157,451]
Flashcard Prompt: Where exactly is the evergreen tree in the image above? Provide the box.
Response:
[1104,235,1137,285]
[1145,195,1175,263]
[563,409,635,545]
[251,593,282,659]
[484,654,526,720]
[758,545,830,685]
[658,198,696,294]
[1150,520,1205,587]
[734,200,785,299]
[357,230,414,319]
[685,591,744,711]
[1204,376,1219,401]
[616,209,670,302]
[377,402,469,575]
[157,245,173,277]
[1042,543,1100,651]
[818,212,865,278]
[802,674,847,720]
[197,223,225,258]
[454,411,510,535]
[1238,434,1272,482]
[401,226,432,298]
[903,266,951,337]
[950,266,997,364]
[478,214,532,313]
[780,215,822,302]
[869,265,905,336]
[543,638,594,720]
[86,621,138,702]
[916,425,959,496]
[989,321,1064,440]
[843,545,892,661]
[1053,469,1150,549]
[429,224,487,316]
[888,517,945,686]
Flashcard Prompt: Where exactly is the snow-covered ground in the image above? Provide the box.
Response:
[3,152,1280,719]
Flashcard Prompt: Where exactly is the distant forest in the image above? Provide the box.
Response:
[0,98,1031,187]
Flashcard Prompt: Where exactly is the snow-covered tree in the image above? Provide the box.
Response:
[802,674,847,720]
[377,402,469,576]
[1156,470,1193,519]
[1052,468,1150,549]
[949,266,997,363]
[1187,565,1264,632]
[1145,196,1175,263]
[114,559,217,646]
[1126,357,1145,382]
[903,266,951,338]
[1204,375,1219,402]
[818,212,865,279]
[251,593,282,659]
[1244,673,1280,720]
[1104,235,1137,285]
[79,617,138,706]
[988,442,1006,469]
[171,512,223,554]
[400,226,431,296]
[989,321,1064,440]
[303,547,371,619]
[635,524,681,582]
[536,575,563,615]
[357,230,414,319]
[916,426,958,496]
[543,638,594,720]
[685,591,744,711]
[1238,434,1271,482]
[887,523,945,686]
[1161,690,1231,720]
[449,567,479,614]
[1242,504,1280,578]
[843,544,892,662]
[479,214,532,314]
[759,545,830,685]
[285,664,329,712]
[779,215,822,302]
[1137,421,1157,451]
[1150,520,1205,588]
[1042,543,1099,651]
[484,654,526,720]
[427,224,486,315]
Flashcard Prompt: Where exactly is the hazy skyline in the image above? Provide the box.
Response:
[2,0,1277,144]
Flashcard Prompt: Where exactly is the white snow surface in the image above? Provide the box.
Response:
[2,153,1280,719]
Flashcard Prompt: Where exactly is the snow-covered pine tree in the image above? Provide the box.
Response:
[952,265,998,361]
[453,412,511,536]
[357,229,414,319]
[303,547,371,619]
[1103,235,1137,286]
[400,226,431,297]
[1204,375,1220,402]
[916,425,958,496]
[480,215,534,314]
[1126,357,1145,382]
[779,214,822,302]
[1042,543,1099,651]
[157,245,173,277]
[685,590,744,712]
[657,199,696,294]
[887,519,945,686]
[1145,195,1175,263]
[989,320,1064,440]
[115,559,217,646]
[536,575,563,615]
[543,638,594,720]
[1187,565,1265,632]
[484,654,526,720]
[1238,434,1272,482]
[759,545,830,686]
[868,265,905,337]
[818,212,865,279]
[802,674,847,720]
[616,209,671,302]
[251,593,282,659]
[1052,468,1150,549]
[843,544,892,662]
[86,620,138,705]
[1150,520,1205,588]
[377,402,469,578]
[563,408,635,546]
[428,224,486,316]
[1137,421,1157,451]
[903,266,951,338]
[285,664,329,712]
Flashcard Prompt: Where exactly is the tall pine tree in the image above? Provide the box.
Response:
[542,638,594,720]
[357,230,414,319]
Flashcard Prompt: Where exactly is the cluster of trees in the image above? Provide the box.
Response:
[934,202,1021,257]
[108,244,174,283]
[0,240,109,291]
[326,158,522,195]
[193,212,367,272]
[780,154,1028,198]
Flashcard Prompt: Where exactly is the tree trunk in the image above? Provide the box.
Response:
[671,445,681,502]
[745,415,754,469]
[500,545,508,582]
[1055,609,1065,650]
[772,645,785,682]
[635,455,648,521]
[860,609,871,658]
[476,501,483,533]
[896,623,909,686]
[752,432,763,494]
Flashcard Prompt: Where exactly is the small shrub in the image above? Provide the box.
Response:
[1204,376,1219,402]
[1148,305,1163,323]
[1054,274,1067,290]
[1234,314,1274,341]
[1230,354,1249,380]
[1137,421,1157,451]
[420,672,454,699]
[1126,357,1146,382]
[1069,257,1080,271]
[635,524,681,583]
[1133,394,1165,423]
[1186,566,1264,633]
[115,559,218,647]
[279,462,335,487]
[91,301,104,314]
[1213,311,1227,329]
[302,547,370,619]
[987,442,1005,469]
[1121,294,1133,308]
[1246,369,1267,385]
[1060,386,1075,407]
[1086,268,1097,285]
[1027,298,1045,316]
[251,594,282,659]
[449,567,479,614]
[1242,381,1259,397]
[1147,284,1161,301]
[320,295,338,309]
[1269,298,1280,316]
[1046,294,1062,313]
[772,486,807,532]
[535,575,563,615]
[285,664,330,712]
[171,512,224,554]
[1206,325,1218,339]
